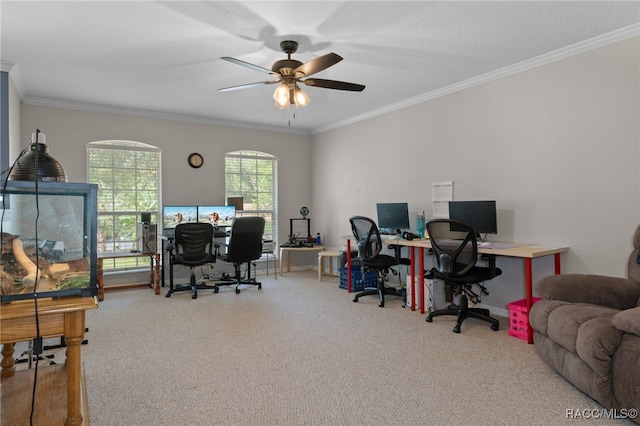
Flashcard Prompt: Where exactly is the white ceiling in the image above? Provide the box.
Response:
[2,1,639,135]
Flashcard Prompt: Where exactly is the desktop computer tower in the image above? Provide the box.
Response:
[137,223,157,254]
[405,276,446,311]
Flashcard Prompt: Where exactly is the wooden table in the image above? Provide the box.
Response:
[1,296,98,425]
[97,252,160,301]
[279,245,324,276]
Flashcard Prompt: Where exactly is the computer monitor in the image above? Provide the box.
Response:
[198,205,236,228]
[376,202,410,234]
[448,200,497,236]
[162,205,197,229]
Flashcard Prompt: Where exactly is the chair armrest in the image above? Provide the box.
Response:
[537,274,640,310]
[612,307,640,336]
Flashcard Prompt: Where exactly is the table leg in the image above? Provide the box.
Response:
[317,255,322,281]
[1,343,15,378]
[287,250,291,273]
[97,258,104,301]
[279,248,284,276]
[64,310,86,426]
[409,248,416,311]
[347,239,352,292]
[419,247,425,314]
[525,258,534,344]
[152,253,160,294]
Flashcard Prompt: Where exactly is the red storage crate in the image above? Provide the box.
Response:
[508,297,541,340]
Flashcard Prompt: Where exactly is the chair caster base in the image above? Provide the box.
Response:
[235,288,241,294]
[491,323,499,331]
[425,316,433,323]
[453,325,461,333]
[378,301,384,308]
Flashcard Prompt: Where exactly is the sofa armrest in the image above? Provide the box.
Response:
[537,274,640,310]
[612,307,640,336]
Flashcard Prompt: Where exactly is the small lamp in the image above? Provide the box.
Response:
[9,131,67,182]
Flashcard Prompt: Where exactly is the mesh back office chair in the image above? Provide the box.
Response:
[166,223,216,299]
[215,216,265,293]
[425,219,501,333]
[350,216,404,307]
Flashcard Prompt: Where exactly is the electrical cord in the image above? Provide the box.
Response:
[0,133,42,425]
[29,129,43,426]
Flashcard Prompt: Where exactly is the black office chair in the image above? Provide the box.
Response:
[215,216,265,293]
[166,222,216,299]
[425,218,501,333]
[350,216,404,307]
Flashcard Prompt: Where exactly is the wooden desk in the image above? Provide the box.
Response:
[1,296,98,425]
[279,245,325,276]
[380,237,569,344]
[97,252,160,301]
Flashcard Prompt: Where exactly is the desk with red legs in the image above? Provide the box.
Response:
[381,238,568,344]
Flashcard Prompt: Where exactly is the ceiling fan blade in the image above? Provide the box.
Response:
[221,57,279,76]
[302,78,365,92]
[293,53,343,77]
[218,81,278,92]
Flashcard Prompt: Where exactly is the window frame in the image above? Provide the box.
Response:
[224,150,278,258]
[87,140,162,271]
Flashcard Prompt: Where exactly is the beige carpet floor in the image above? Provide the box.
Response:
[14,270,635,425]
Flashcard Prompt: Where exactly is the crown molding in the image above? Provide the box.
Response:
[22,97,312,136]
[311,23,640,135]
[0,60,25,99]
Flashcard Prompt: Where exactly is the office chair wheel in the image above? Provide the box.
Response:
[491,323,499,331]
[165,292,172,298]
[452,324,461,333]
[192,293,197,299]
[353,296,359,303]
[378,301,384,308]
[235,288,241,294]
[214,287,219,293]
[425,315,433,323]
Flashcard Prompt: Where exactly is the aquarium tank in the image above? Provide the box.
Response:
[1,181,98,302]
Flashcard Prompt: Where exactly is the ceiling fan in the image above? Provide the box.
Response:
[219,40,365,109]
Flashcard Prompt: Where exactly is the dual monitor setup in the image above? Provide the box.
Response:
[376,200,497,239]
[162,197,244,236]
[162,205,236,238]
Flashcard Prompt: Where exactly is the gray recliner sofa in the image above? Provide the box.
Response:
[529,225,640,424]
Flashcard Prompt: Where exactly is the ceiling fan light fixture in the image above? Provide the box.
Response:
[293,85,310,108]
[273,84,290,109]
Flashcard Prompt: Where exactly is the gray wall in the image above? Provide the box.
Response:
[311,36,640,312]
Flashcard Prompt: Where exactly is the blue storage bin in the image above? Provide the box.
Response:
[339,267,377,291]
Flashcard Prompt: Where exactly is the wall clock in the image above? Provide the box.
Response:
[300,206,309,218]
[188,153,204,168]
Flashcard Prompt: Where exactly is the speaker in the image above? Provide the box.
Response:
[141,212,151,223]
[137,223,157,254]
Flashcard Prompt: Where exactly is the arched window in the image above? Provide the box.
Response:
[87,140,161,270]
[225,150,278,245]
